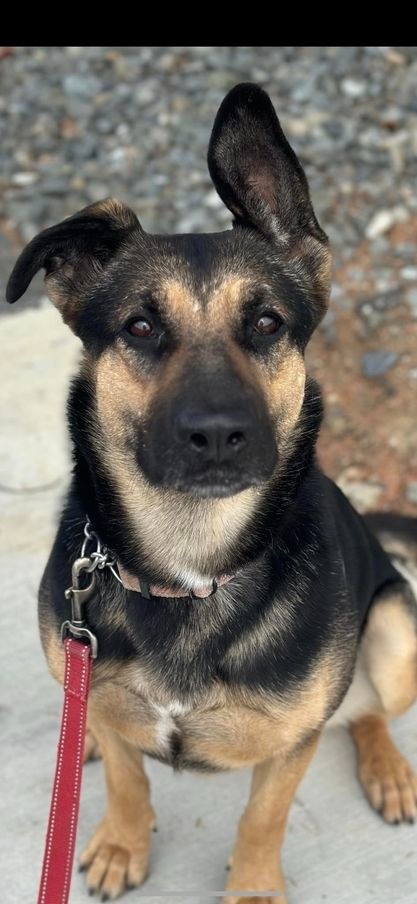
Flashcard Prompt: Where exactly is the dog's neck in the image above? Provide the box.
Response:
[89,465,261,588]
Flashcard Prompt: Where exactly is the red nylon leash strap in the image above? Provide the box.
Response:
[37,637,93,904]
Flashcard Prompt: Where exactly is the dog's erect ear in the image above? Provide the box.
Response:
[207,83,327,247]
[6,198,140,326]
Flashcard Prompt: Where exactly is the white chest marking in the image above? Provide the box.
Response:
[153,701,189,750]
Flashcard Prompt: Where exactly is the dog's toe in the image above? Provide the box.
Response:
[80,821,150,899]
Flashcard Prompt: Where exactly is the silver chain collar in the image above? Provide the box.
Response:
[80,518,123,585]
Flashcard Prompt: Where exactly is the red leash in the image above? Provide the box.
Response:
[37,555,98,904]
[37,639,93,904]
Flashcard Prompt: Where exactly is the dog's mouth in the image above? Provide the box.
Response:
[167,470,264,499]
[135,452,274,499]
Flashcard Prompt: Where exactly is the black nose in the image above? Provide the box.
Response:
[175,410,250,463]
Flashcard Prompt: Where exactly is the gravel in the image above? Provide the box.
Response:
[0,46,416,247]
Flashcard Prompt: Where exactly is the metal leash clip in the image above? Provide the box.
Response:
[81,519,123,584]
[61,518,124,658]
[61,557,99,658]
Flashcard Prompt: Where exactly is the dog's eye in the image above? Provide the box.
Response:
[253,313,282,335]
[127,318,154,338]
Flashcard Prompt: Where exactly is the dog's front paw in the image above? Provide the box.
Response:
[79,817,151,899]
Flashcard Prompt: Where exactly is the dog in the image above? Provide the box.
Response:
[6,83,417,903]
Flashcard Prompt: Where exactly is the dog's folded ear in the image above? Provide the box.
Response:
[208,83,328,249]
[6,198,140,325]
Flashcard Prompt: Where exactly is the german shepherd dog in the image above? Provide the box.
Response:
[6,84,417,903]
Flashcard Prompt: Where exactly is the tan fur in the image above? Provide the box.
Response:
[224,735,320,904]
[361,591,417,716]
[172,652,333,769]
[345,585,417,824]
[43,632,337,772]
[75,641,328,900]
[159,276,203,323]
[263,342,306,436]
[79,722,155,898]
[45,270,84,329]
[45,630,66,685]
[351,715,417,824]
[282,235,332,307]
[87,197,137,228]
[158,275,253,329]
[329,586,417,728]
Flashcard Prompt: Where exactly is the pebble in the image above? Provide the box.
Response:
[365,210,394,240]
[365,206,408,240]
[63,74,101,98]
[361,350,399,378]
[11,172,38,186]
[340,78,366,98]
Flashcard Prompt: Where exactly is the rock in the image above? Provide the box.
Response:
[361,350,399,378]
[340,78,366,98]
[365,210,394,240]
[365,206,408,240]
[63,73,101,98]
[11,171,38,186]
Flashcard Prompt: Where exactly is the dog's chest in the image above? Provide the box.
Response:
[92,662,329,771]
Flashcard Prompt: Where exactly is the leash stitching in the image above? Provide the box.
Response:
[38,640,72,903]
[61,640,88,904]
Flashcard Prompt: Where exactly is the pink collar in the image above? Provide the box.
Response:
[117,562,233,599]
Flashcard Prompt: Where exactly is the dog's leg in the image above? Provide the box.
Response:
[349,582,417,824]
[224,734,319,904]
[79,721,155,899]
[351,714,417,823]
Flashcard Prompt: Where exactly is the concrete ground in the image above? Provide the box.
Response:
[1,302,417,904]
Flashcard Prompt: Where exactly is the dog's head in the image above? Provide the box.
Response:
[6,84,331,501]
